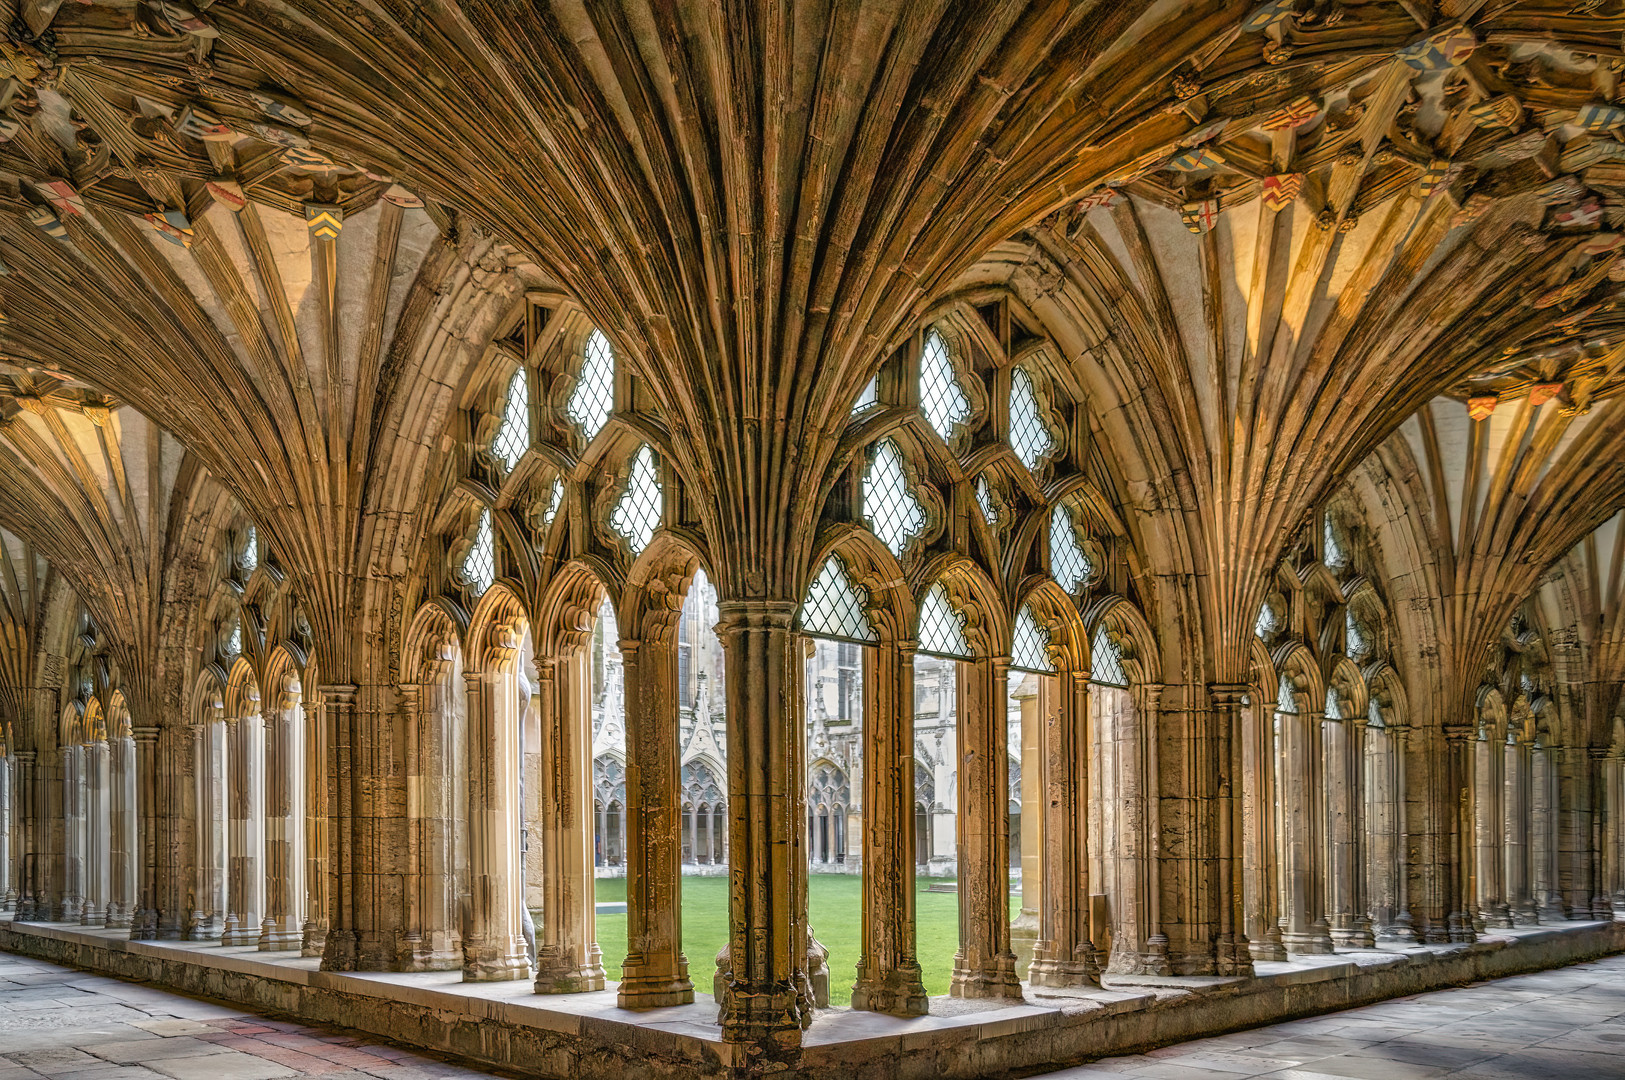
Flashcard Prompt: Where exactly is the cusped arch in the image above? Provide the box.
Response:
[621,531,709,647]
[1363,661,1408,728]
[1272,641,1326,714]
[1086,593,1162,688]
[916,554,1007,661]
[806,524,914,646]
[467,581,531,674]
[262,646,306,713]
[401,600,466,686]
[534,561,613,659]
[1475,685,1510,742]
[224,656,262,720]
[189,669,226,729]
[1325,654,1369,721]
[106,691,131,741]
[1015,578,1089,673]
[59,699,86,747]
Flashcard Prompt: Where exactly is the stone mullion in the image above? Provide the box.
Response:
[62,744,82,923]
[1475,731,1510,929]
[714,601,807,1048]
[534,647,606,993]
[1443,724,1477,942]
[319,685,359,969]
[1589,748,1612,918]
[1209,686,1252,974]
[1280,700,1332,954]
[12,751,34,919]
[462,657,530,982]
[1610,755,1625,911]
[1244,690,1286,962]
[616,631,692,1008]
[0,754,11,911]
[262,700,303,950]
[84,739,110,926]
[851,638,927,1016]
[107,736,133,928]
[1032,672,1097,984]
[302,689,330,957]
[1326,715,1370,947]
[950,655,1021,999]
[149,726,184,939]
[1505,741,1535,925]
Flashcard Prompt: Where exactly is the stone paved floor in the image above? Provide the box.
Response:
[0,952,496,1080]
[1036,953,1625,1080]
[2,949,1624,1079]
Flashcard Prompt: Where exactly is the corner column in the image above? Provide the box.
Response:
[714,600,809,1050]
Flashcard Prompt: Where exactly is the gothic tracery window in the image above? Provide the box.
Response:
[463,508,495,596]
[1050,504,1093,594]
[240,526,258,572]
[800,555,877,643]
[541,477,563,525]
[492,365,529,471]
[1010,366,1055,473]
[568,328,615,441]
[610,445,662,555]
[1011,605,1054,674]
[1091,625,1127,687]
[864,440,926,557]
[918,583,973,660]
[919,329,971,442]
[975,476,998,526]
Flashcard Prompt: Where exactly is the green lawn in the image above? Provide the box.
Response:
[581,874,1016,1006]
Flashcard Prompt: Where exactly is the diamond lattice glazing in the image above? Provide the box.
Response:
[492,366,530,470]
[610,445,662,555]
[799,555,878,642]
[463,509,495,596]
[920,330,970,442]
[568,329,615,441]
[1050,504,1093,594]
[1011,605,1053,674]
[1010,366,1054,472]
[1091,624,1127,687]
[919,583,973,659]
[865,440,926,557]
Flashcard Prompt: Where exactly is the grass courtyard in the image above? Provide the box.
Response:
[584,873,1016,1006]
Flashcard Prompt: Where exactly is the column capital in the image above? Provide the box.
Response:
[1208,683,1249,706]
[318,683,359,704]
[1443,723,1476,743]
[713,598,799,631]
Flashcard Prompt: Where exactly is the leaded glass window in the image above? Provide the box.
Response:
[492,365,530,470]
[1324,686,1343,720]
[799,555,878,643]
[610,445,662,555]
[542,478,563,525]
[864,440,926,557]
[1092,625,1127,687]
[224,614,243,657]
[919,330,970,442]
[1345,609,1367,656]
[568,329,615,441]
[1277,674,1295,712]
[1011,605,1053,674]
[1010,367,1055,472]
[1256,601,1279,639]
[1050,504,1092,594]
[918,583,973,659]
[240,526,257,571]
[1324,513,1347,568]
[975,476,998,526]
[463,509,495,596]
[854,376,878,414]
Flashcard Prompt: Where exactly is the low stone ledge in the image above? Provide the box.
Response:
[3,916,1622,1079]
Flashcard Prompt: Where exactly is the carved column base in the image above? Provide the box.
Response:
[619,958,695,1008]
[534,946,607,994]
[1330,925,1376,949]
[949,952,1022,999]
[1447,911,1476,942]
[1376,914,1420,943]
[259,917,304,951]
[1248,926,1288,962]
[81,903,106,927]
[1214,933,1254,975]
[1029,953,1100,989]
[1281,930,1335,956]
[1483,903,1514,929]
[462,940,530,982]
[716,982,806,1048]
[851,963,929,1015]
[104,903,131,930]
[319,927,359,970]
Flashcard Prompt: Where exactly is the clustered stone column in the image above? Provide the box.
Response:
[1325,705,1373,947]
[616,620,691,1007]
[1366,721,1417,941]
[1277,692,1332,954]
[261,687,304,950]
[533,645,605,993]
[222,708,265,946]
[82,733,110,926]
[850,635,927,1015]
[1032,671,1099,984]
[950,653,1021,999]
[0,752,12,911]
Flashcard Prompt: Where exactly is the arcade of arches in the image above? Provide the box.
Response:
[2,3,1625,1078]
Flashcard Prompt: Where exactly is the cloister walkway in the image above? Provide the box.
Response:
[1049,955,1625,1080]
[2,946,1623,1080]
